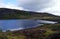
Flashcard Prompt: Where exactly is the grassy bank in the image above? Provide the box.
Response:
[0,23,60,39]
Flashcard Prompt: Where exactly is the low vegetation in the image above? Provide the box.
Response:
[0,23,60,39]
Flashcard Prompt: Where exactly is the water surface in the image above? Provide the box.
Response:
[0,19,57,31]
[0,19,39,31]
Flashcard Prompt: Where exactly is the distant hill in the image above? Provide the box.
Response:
[0,8,60,22]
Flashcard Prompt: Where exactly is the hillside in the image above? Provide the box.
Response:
[0,8,60,39]
[0,8,60,22]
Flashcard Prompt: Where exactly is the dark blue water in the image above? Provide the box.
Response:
[0,19,39,31]
[0,19,57,31]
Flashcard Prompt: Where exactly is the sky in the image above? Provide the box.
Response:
[0,0,60,16]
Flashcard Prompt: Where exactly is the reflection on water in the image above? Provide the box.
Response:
[37,20,57,24]
[0,19,57,31]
